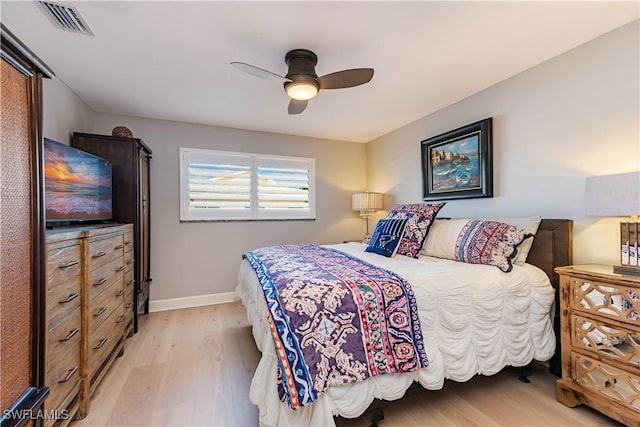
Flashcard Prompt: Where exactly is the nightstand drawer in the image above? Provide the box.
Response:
[571,314,640,366]
[570,278,640,325]
[572,352,640,413]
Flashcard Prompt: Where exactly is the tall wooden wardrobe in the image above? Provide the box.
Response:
[71,133,151,333]
[1,24,54,426]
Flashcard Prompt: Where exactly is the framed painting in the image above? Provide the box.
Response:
[421,118,493,201]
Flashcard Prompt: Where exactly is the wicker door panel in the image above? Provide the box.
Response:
[0,57,33,412]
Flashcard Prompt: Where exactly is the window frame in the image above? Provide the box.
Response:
[179,147,316,222]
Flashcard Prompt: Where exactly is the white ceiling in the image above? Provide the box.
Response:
[2,1,638,143]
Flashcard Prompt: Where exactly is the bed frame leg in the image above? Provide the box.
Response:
[518,362,533,383]
[370,405,384,427]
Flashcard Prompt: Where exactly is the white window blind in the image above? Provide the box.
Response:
[180,148,315,221]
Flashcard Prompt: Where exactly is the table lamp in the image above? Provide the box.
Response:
[585,171,640,276]
[352,191,383,238]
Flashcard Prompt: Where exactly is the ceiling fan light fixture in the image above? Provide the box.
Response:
[286,81,318,100]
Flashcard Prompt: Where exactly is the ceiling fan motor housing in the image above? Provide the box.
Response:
[285,49,319,80]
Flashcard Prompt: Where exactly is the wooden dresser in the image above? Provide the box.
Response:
[45,223,132,423]
[555,265,640,426]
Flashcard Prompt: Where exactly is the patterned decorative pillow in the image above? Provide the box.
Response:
[424,216,541,265]
[488,216,541,265]
[455,220,532,272]
[365,218,408,257]
[386,203,446,258]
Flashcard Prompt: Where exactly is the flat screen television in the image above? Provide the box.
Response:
[44,137,113,223]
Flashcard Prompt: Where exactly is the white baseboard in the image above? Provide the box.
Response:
[148,292,238,313]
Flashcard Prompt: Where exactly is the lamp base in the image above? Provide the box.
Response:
[613,264,640,277]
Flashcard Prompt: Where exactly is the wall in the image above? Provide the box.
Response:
[42,77,94,144]
[93,114,367,302]
[367,20,639,266]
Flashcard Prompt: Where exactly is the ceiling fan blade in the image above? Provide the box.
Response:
[230,62,291,82]
[288,99,308,115]
[318,68,374,89]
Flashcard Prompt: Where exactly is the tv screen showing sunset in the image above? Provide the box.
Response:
[44,138,112,221]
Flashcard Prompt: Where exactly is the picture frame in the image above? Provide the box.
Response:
[421,118,493,201]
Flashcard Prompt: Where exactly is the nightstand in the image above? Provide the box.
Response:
[554,265,639,425]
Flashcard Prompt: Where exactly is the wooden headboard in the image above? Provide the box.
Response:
[526,219,572,376]
[526,219,573,288]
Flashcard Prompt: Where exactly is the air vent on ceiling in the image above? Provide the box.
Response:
[38,1,95,36]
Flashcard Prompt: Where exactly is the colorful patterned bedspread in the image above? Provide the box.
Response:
[243,244,428,409]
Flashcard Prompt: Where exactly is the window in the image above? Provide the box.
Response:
[179,148,315,221]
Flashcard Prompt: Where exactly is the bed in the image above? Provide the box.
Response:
[236,218,573,426]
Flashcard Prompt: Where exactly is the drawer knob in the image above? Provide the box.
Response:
[125,302,133,309]
[58,293,79,304]
[124,240,132,245]
[93,251,107,258]
[58,366,78,383]
[58,260,79,269]
[127,279,135,287]
[58,327,80,342]
[116,315,126,324]
[93,278,107,287]
[93,306,107,317]
[116,289,125,297]
[115,244,125,249]
[116,266,126,272]
[93,338,108,350]
[127,259,135,265]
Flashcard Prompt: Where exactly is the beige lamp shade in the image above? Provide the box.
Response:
[352,191,383,217]
[585,172,640,216]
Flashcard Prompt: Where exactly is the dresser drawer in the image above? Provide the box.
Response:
[571,314,640,367]
[124,267,135,293]
[88,234,124,271]
[571,278,640,324]
[47,305,81,368]
[46,278,81,328]
[45,343,81,415]
[124,288,134,327]
[124,249,135,273]
[46,242,81,290]
[123,231,134,253]
[88,282,125,334]
[572,352,640,413]
[88,303,125,376]
[88,256,125,302]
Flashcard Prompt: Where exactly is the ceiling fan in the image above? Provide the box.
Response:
[231,49,374,115]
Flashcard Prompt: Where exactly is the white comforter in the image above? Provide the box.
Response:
[236,242,556,426]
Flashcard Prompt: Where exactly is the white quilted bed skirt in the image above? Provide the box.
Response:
[236,242,556,426]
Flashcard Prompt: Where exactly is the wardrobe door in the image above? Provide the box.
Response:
[1,24,53,426]
[1,49,35,416]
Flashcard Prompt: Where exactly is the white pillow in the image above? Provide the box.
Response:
[422,216,541,265]
[421,219,468,259]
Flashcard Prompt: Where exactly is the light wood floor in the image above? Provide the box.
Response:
[72,303,624,427]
